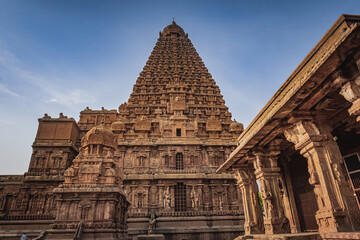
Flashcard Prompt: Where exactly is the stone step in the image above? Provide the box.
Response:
[236,232,321,240]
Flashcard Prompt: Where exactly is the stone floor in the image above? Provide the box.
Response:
[235,232,360,240]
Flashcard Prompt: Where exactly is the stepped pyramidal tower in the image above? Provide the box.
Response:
[0,21,244,240]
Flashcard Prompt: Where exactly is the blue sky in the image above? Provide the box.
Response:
[0,0,359,174]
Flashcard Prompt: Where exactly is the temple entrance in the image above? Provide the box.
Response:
[289,153,318,232]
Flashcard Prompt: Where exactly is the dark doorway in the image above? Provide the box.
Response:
[290,153,318,232]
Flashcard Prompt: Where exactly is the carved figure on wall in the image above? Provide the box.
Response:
[264,196,275,218]
[194,191,199,209]
[53,157,60,168]
[139,156,146,167]
[148,211,156,234]
[332,163,342,183]
[260,179,275,218]
[164,155,170,166]
[190,188,195,208]
[36,157,43,168]
[0,195,5,210]
[308,162,326,210]
[217,192,223,211]
[163,187,171,209]
[190,187,199,209]
[106,149,113,158]
[138,193,143,208]
[79,200,91,220]
[105,168,116,184]
[313,184,326,210]
[64,166,75,183]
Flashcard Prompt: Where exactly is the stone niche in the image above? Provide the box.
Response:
[171,95,186,111]
[134,117,151,132]
[206,116,222,132]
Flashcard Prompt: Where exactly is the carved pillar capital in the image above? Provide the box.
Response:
[233,170,246,185]
[284,118,327,155]
[339,76,360,121]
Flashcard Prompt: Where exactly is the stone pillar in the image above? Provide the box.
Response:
[196,184,203,210]
[158,185,165,209]
[281,160,302,233]
[170,185,175,209]
[210,184,216,210]
[234,163,264,235]
[222,184,230,210]
[253,144,290,234]
[284,116,360,232]
[143,185,151,210]
[130,185,136,211]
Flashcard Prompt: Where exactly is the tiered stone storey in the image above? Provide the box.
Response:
[0,21,244,240]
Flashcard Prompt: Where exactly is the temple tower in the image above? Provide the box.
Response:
[0,21,244,240]
[78,21,244,239]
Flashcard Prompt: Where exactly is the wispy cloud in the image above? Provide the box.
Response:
[47,89,96,105]
[0,83,20,97]
[0,48,97,106]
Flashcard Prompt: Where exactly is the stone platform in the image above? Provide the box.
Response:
[136,234,165,240]
[236,232,360,240]
[236,232,321,240]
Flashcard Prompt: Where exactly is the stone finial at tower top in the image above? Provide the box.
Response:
[161,20,186,37]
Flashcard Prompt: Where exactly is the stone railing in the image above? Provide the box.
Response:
[0,175,23,182]
[127,210,242,218]
[163,169,206,174]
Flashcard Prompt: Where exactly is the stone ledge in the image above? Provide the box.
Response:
[320,232,360,240]
[136,234,164,240]
[235,232,321,240]
[129,226,243,235]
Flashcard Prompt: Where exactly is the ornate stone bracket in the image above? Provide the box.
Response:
[339,75,360,122]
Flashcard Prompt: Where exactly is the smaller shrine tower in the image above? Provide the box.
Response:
[47,124,130,240]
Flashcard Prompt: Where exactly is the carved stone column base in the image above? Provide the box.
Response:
[244,221,264,235]
[264,217,290,234]
[316,210,349,233]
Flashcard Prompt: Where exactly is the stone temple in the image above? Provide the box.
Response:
[2,15,360,240]
[0,21,244,240]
